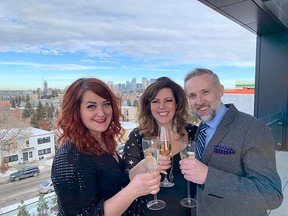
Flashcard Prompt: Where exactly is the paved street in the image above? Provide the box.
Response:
[0,167,51,208]
[0,158,53,209]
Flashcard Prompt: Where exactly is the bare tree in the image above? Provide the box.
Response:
[0,111,31,171]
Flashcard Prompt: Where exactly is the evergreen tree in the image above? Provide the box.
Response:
[25,94,30,102]
[10,98,16,108]
[17,200,30,216]
[22,101,33,119]
[37,101,46,119]
[50,195,58,213]
[47,103,55,122]
[37,194,49,215]
[30,111,38,128]
[14,96,21,107]
[51,195,57,207]
[30,101,46,128]
[41,102,56,130]
[14,97,18,106]
[44,102,49,115]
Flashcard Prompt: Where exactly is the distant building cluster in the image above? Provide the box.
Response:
[108,77,156,92]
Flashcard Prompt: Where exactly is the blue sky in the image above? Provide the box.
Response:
[0,0,256,90]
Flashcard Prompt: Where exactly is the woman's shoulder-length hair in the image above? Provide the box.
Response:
[138,76,189,137]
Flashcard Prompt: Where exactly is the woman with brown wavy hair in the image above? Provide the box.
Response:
[122,77,198,215]
[52,78,160,216]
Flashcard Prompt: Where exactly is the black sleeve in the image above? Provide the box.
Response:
[122,129,147,216]
[122,128,144,170]
[51,143,105,216]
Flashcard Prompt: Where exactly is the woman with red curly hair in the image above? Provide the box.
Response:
[52,78,160,216]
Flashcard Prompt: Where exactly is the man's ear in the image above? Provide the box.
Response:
[219,84,224,97]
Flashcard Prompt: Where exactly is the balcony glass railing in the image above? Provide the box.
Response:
[260,111,284,151]
[0,193,57,215]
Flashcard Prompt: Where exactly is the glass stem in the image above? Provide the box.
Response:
[154,194,158,203]
[187,180,191,199]
[163,173,169,182]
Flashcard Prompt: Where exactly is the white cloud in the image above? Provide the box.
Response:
[0,61,113,71]
[0,0,256,66]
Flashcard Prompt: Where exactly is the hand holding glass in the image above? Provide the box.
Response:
[179,140,197,208]
[158,126,174,187]
[142,137,166,210]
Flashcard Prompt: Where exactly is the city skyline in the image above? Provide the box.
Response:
[0,0,256,90]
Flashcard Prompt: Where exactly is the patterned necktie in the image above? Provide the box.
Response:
[196,122,208,160]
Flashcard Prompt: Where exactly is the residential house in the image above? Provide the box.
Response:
[0,127,55,166]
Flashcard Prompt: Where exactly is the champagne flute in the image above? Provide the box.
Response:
[158,126,174,187]
[142,137,166,210]
[179,140,197,208]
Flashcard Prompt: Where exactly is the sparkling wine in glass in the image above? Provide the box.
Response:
[158,126,174,187]
[179,140,197,208]
[142,137,166,210]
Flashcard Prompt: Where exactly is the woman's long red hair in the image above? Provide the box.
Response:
[55,78,124,155]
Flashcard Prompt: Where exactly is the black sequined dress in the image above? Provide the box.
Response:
[122,123,198,216]
[51,142,129,216]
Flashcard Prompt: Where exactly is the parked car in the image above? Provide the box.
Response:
[38,179,54,194]
[9,165,40,181]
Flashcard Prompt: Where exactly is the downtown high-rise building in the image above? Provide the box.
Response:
[43,80,48,96]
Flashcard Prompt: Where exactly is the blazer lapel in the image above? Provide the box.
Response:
[201,104,238,164]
